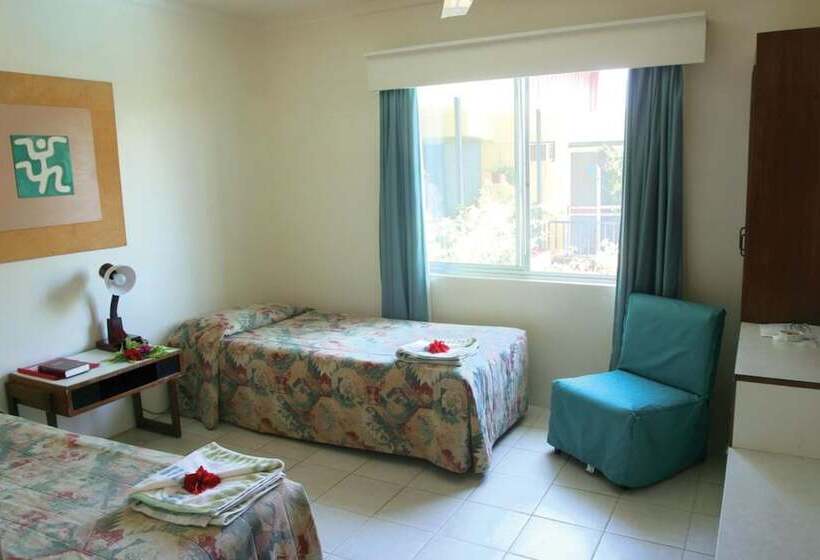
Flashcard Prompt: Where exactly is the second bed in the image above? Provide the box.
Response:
[169,304,528,473]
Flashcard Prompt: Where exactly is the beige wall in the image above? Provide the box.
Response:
[3,0,819,446]
[0,0,263,436]
[256,0,820,449]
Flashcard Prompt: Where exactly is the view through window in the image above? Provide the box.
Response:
[418,69,628,280]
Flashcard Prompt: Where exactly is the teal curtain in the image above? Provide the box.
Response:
[610,66,683,367]
[379,89,429,321]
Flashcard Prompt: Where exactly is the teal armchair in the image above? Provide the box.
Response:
[547,294,726,488]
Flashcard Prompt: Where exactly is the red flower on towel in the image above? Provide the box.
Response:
[183,466,221,495]
[426,340,450,354]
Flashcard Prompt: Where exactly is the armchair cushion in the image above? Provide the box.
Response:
[548,370,708,488]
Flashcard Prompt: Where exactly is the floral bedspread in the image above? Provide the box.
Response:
[168,305,528,473]
[0,413,321,559]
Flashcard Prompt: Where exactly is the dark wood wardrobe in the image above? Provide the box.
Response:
[740,27,820,324]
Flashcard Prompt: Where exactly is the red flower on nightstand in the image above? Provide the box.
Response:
[123,348,143,361]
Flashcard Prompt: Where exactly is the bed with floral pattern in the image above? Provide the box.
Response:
[0,413,321,559]
[168,304,528,473]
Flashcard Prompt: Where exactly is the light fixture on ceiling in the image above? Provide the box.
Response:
[441,0,474,18]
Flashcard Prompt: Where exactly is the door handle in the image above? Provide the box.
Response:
[739,226,747,257]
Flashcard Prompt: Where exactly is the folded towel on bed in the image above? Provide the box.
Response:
[130,442,285,527]
[396,337,479,365]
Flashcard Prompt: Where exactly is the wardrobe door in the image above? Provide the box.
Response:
[741,27,820,323]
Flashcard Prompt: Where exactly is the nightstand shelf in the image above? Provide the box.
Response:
[6,348,184,437]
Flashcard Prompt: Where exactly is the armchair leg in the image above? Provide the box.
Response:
[585,463,596,474]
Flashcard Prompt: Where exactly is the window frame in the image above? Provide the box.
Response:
[420,74,622,286]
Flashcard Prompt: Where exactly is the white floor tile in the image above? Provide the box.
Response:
[354,455,424,485]
[286,463,349,501]
[512,427,552,452]
[468,471,550,514]
[692,482,723,516]
[112,428,155,447]
[685,514,718,555]
[310,503,368,553]
[376,488,461,531]
[142,434,211,455]
[694,455,726,485]
[408,466,483,499]
[305,446,369,473]
[210,425,266,450]
[334,518,431,560]
[620,472,697,511]
[593,533,684,560]
[607,501,691,548]
[555,459,623,497]
[510,516,602,560]
[492,447,565,484]
[534,485,617,530]
[682,551,713,559]
[213,437,266,457]
[501,423,529,445]
[256,435,320,462]
[318,475,401,516]
[441,501,529,550]
[521,405,549,428]
[416,536,505,560]
[490,436,516,465]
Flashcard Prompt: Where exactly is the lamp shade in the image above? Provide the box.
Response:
[100,263,136,296]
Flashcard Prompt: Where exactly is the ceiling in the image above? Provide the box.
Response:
[179,0,439,20]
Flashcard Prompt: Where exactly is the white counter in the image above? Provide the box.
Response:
[717,448,820,560]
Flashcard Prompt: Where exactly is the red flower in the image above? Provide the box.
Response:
[426,340,450,354]
[183,466,221,494]
[123,348,143,361]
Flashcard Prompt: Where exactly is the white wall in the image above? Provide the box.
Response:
[255,0,820,449]
[4,0,820,450]
[0,0,264,436]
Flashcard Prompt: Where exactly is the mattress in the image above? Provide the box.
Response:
[0,413,321,559]
[169,305,528,473]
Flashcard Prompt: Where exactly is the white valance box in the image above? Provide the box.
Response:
[365,12,706,91]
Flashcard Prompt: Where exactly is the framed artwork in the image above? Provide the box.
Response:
[0,71,125,263]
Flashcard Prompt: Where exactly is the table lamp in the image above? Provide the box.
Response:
[96,263,136,351]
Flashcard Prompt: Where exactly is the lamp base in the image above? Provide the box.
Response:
[98,316,126,352]
[96,339,123,352]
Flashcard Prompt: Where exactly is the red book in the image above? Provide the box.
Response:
[38,358,91,377]
[17,360,99,380]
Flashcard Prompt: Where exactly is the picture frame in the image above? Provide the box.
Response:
[0,71,126,263]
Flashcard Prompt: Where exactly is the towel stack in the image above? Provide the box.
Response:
[130,442,284,527]
[396,337,479,366]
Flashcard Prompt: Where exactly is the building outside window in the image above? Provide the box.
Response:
[418,68,627,282]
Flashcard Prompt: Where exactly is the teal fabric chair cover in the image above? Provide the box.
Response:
[548,294,726,488]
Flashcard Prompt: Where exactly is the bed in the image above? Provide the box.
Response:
[168,304,528,473]
[0,412,321,559]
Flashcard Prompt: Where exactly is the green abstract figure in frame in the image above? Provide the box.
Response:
[10,134,75,198]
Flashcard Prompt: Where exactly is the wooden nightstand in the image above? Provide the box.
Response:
[6,348,184,437]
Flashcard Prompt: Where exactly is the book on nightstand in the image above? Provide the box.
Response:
[17,358,97,380]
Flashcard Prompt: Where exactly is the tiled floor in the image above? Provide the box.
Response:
[113,406,725,560]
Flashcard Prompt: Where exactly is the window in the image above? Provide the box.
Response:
[418,69,627,282]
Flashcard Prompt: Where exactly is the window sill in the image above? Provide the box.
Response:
[429,264,616,288]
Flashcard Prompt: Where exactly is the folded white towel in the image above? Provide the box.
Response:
[131,474,283,527]
[396,337,479,365]
[130,442,284,527]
